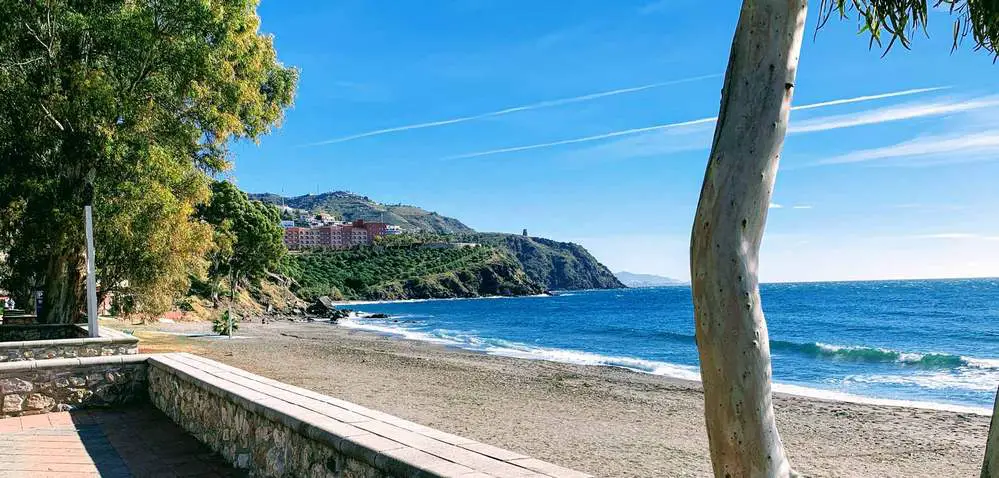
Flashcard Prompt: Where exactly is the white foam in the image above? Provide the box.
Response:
[336,294,552,306]
[337,318,993,416]
[967,357,999,369]
[845,368,999,393]
[773,383,991,415]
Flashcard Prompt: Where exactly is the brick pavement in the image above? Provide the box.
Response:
[0,406,242,478]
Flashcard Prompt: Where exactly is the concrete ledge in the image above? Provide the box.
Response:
[148,352,592,478]
[0,325,139,362]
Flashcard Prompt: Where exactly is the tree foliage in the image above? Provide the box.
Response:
[197,179,285,297]
[0,0,297,322]
[819,0,999,57]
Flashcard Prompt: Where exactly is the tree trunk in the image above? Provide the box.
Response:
[983,386,999,478]
[690,1,807,477]
[40,248,86,324]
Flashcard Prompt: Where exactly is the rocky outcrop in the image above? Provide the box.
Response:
[465,233,625,290]
[364,253,545,300]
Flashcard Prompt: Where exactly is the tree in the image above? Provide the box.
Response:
[0,0,297,323]
[198,180,286,299]
[690,2,998,476]
[197,180,284,336]
[986,385,999,478]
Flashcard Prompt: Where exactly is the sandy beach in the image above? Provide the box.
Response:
[131,319,991,477]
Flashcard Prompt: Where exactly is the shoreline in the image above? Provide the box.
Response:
[331,292,555,306]
[133,319,991,477]
[336,312,993,416]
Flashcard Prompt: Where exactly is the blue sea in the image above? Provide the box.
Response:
[342,278,999,413]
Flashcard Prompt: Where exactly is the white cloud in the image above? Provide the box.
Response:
[444,86,946,161]
[792,205,813,209]
[816,130,999,166]
[769,203,783,209]
[302,74,719,147]
[908,233,999,241]
[789,96,999,134]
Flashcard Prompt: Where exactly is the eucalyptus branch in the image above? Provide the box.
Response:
[40,102,64,131]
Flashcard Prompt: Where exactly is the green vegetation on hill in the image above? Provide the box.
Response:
[459,233,625,290]
[250,192,473,234]
[278,245,544,301]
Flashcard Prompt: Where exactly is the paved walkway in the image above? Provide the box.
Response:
[0,406,242,478]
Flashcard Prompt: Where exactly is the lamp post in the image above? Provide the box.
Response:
[83,181,99,338]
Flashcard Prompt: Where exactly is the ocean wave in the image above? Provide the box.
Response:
[844,369,999,393]
[771,340,994,369]
[338,317,702,380]
[337,317,993,415]
[346,312,998,372]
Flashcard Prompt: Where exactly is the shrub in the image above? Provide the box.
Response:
[213,310,239,336]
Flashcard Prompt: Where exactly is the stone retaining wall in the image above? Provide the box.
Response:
[148,353,590,478]
[0,324,87,341]
[0,325,139,362]
[147,360,388,478]
[0,355,148,417]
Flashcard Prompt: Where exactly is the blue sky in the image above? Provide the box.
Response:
[233,0,999,282]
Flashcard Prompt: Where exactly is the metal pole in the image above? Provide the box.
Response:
[85,206,99,337]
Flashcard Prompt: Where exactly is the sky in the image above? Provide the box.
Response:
[232,0,999,283]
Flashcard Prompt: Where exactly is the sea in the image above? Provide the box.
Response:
[340,278,999,414]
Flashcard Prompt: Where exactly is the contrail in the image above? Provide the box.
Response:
[443,86,949,160]
[444,117,717,160]
[790,86,950,111]
[301,74,720,147]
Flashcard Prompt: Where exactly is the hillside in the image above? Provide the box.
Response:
[249,191,623,293]
[278,245,544,301]
[615,271,686,287]
[461,233,625,290]
[250,191,473,234]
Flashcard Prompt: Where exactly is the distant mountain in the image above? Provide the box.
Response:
[250,191,473,234]
[615,271,686,288]
[466,233,625,290]
[252,190,623,292]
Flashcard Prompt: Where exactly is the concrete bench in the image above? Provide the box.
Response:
[148,352,592,478]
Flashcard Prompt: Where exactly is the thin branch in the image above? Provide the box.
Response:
[23,22,52,58]
[40,103,64,131]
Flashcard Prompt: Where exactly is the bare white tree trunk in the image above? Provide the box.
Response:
[690,1,807,477]
[983,386,999,478]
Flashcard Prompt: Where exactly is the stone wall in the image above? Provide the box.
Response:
[0,324,87,341]
[147,353,591,478]
[0,356,148,417]
[147,364,386,478]
[0,326,139,362]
